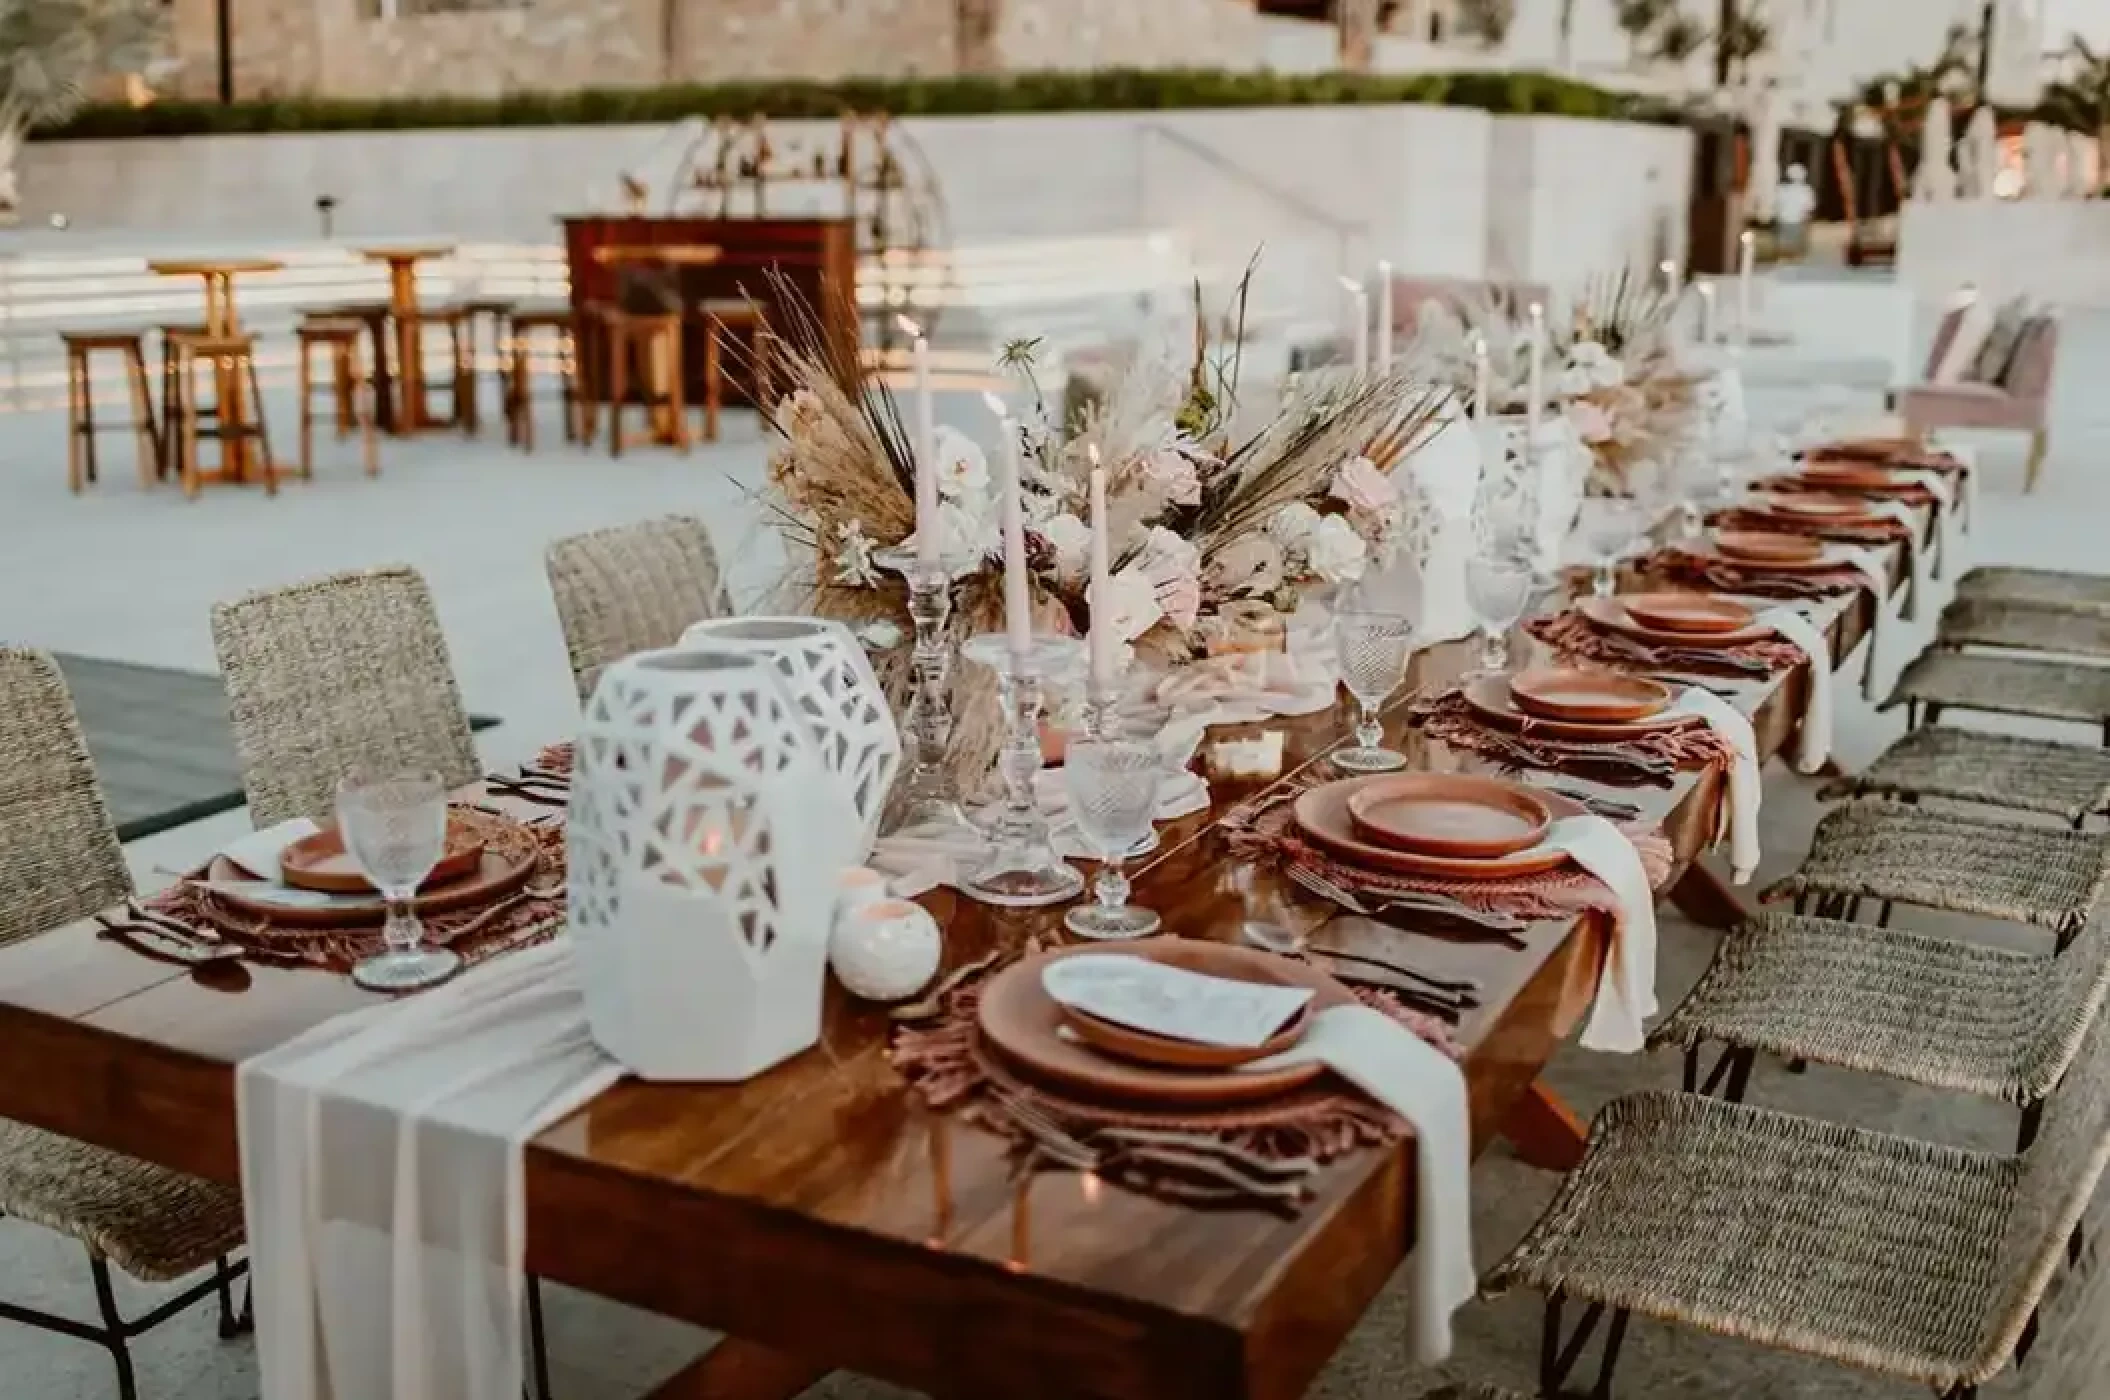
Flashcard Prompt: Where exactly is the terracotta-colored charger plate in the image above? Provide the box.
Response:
[1711,530,1826,567]
[1756,492,1879,523]
[1508,667,1671,724]
[1618,591,1754,636]
[204,809,540,929]
[978,938,1351,1105]
[1806,435,1915,462]
[1577,595,1773,648]
[1294,778,1585,882]
[1060,999,1312,1072]
[1794,462,1908,492]
[279,816,486,894]
[1343,772,1552,859]
[1463,674,1698,741]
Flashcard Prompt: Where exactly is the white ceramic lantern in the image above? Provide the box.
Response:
[1492,412,1588,577]
[568,648,850,1081]
[1359,405,1481,643]
[679,616,901,861]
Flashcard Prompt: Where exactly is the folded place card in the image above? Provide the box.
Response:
[1041,955,1314,1049]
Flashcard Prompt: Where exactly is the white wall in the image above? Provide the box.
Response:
[1899,200,2110,309]
[13,105,1688,315]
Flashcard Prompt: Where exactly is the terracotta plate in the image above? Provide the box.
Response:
[1806,435,1914,462]
[1577,595,1773,648]
[1507,667,1672,723]
[1794,462,1908,492]
[978,939,1352,1105]
[204,809,539,929]
[1759,492,1876,522]
[1711,530,1826,566]
[1463,674,1699,742]
[1060,992,1312,1072]
[1343,773,1552,859]
[1294,778,1584,881]
[1618,591,1755,636]
[279,816,486,894]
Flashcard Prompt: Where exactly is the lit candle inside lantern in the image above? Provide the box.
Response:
[1472,334,1491,427]
[1526,301,1546,441]
[1087,449,1114,698]
[1339,275,1369,376]
[897,313,938,563]
[1376,260,1394,371]
[1737,231,1755,350]
[1697,280,1717,346]
[982,391,1032,663]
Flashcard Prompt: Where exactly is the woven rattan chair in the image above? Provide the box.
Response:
[1408,1386,1532,1400]
[1937,595,2110,660]
[211,566,481,825]
[1761,801,2110,943]
[0,648,248,1400]
[1819,727,2110,827]
[1650,911,2110,1150]
[1486,1003,2110,1400]
[545,515,730,701]
[1884,650,2110,737]
[1956,566,2110,618]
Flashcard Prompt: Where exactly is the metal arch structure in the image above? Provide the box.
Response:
[661,112,952,346]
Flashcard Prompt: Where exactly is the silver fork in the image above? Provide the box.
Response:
[1285,864,1528,939]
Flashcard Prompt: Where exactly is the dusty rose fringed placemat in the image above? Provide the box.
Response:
[1526,609,1806,678]
[1641,551,1867,602]
[146,812,567,975]
[1407,688,1734,789]
[890,950,1458,1213]
[1222,786,1673,925]
[1709,508,1911,546]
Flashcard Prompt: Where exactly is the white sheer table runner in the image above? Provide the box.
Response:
[238,940,621,1400]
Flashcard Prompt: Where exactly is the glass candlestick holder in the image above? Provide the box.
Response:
[876,546,982,838]
[959,633,1085,908]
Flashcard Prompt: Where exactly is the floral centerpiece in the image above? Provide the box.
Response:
[758,268,1453,795]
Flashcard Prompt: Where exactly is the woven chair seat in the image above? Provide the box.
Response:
[1484,1092,2016,1391]
[1650,912,2110,1104]
[1884,651,2110,727]
[1761,802,2110,937]
[1409,1387,1532,1400]
[1937,596,2110,659]
[1819,727,2110,824]
[1956,566,2110,618]
[0,1118,242,1283]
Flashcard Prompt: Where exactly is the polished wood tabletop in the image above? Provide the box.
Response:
[0,523,1919,1400]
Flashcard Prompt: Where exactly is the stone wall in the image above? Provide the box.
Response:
[154,0,1269,101]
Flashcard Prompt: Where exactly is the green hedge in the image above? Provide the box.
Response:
[36,67,1668,141]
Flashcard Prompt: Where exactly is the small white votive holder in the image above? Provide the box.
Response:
[829,898,943,1002]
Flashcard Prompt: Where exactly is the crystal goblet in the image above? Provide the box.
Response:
[338,768,458,992]
[1062,735,1164,940]
[1332,609,1415,773]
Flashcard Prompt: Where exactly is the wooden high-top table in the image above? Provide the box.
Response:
[146,258,285,484]
[356,245,455,432]
[0,523,1920,1400]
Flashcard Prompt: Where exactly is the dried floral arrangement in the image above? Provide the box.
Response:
[756,261,1453,790]
[1407,267,1700,495]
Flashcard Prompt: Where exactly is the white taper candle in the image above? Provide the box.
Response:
[982,392,1032,662]
[1376,261,1394,372]
[1088,452,1114,697]
[898,314,937,562]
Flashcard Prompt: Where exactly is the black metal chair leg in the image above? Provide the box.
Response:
[526,1274,553,1400]
[1588,1307,1633,1399]
[89,1255,139,1400]
[213,1254,239,1338]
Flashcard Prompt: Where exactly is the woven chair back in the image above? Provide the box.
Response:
[546,515,730,702]
[211,567,481,826]
[0,649,131,945]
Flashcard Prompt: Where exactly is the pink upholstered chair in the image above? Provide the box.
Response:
[1895,306,2060,492]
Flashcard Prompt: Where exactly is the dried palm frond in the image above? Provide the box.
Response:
[1569,266,1678,360]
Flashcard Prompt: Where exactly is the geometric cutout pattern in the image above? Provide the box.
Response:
[569,648,840,966]
[678,617,902,856]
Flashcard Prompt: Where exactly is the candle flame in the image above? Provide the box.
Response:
[1378,259,1392,275]
[1338,275,1362,294]
[1086,444,1101,467]
[1698,282,1716,298]
[894,313,924,339]
[1471,334,1488,356]
[1659,258,1676,273]
[1528,301,1544,319]
[1740,230,1755,246]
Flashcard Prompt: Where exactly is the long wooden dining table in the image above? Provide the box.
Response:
[0,518,1922,1400]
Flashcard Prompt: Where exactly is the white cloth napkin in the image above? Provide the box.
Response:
[1155,652,1336,729]
[1840,545,1899,701]
[1667,688,1761,883]
[1889,469,1957,578]
[238,941,622,1400]
[1754,606,1833,773]
[220,817,321,883]
[1243,1004,1472,1365]
[1930,436,1981,532]
[1867,499,1928,619]
[1546,816,1660,1055]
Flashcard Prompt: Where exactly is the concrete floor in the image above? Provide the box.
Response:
[2,313,2109,1398]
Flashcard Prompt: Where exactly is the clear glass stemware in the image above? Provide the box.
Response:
[1465,546,1535,675]
[1332,609,1415,773]
[338,768,459,991]
[1062,736,1164,940]
[1581,496,1647,597]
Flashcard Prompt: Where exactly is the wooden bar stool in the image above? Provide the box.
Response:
[295,318,378,480]
[166,330,275,500]
[59,330,162,493]
[583,306,685,458]
[451,297,515,433]
[396,307,475,434]
[503,306,579,452]
[698,303,774,443]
